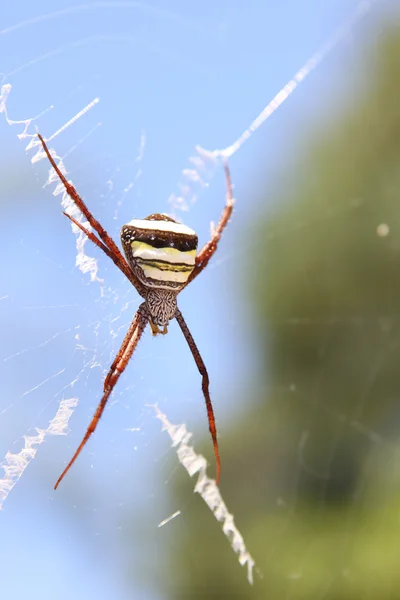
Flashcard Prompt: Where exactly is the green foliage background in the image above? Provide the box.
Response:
[164,22,400,599]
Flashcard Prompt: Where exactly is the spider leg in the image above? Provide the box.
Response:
[38,134,121,256]
[186,159,234,286]
[54,304,149,489]
[62,211,135,284]
[175,308,221,485]
[37,134,145,293]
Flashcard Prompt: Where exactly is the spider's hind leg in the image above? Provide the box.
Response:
[54,304,149,490]
[175,308,221,485]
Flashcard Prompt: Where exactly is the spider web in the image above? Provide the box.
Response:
[0,1,397,598]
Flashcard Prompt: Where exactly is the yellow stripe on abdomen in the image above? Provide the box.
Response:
[130,241,196,265]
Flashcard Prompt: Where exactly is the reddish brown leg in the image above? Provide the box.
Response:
[62,211,138,286]
[54,304,149,489]
[175,308,221,485]
[186,159,234,286]
[37,133,145,292]
[38,134,121,256]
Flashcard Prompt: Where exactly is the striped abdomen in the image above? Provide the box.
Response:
[121,214,198,291]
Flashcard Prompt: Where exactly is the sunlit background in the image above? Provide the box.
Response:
[1,1,400,598]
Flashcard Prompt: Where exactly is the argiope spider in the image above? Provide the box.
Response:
[37,134,234,490]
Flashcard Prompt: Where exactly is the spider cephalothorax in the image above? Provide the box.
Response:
[145,289,177,334]
[37,133,234,490]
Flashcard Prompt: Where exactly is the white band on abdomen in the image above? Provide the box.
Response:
[127,218,196,236]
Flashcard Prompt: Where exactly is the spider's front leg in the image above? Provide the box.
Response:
[37,133,147,295]
[186,159,234,285]
[54,304,149,489]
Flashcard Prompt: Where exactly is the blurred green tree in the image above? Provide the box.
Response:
[163,20,400,600]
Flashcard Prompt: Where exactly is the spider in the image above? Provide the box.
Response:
[37,133,234,490]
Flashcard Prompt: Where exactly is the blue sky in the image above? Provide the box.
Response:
[0,1,396,598]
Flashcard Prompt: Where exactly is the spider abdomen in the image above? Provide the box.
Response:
[121,214,198,291]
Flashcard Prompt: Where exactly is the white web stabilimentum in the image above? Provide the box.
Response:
[0,93,104,506]
[152,404,255,585]
[31,128,105,288]
[0,0,385,581]
[0,398,77,509]
[168,0,383,214]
